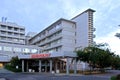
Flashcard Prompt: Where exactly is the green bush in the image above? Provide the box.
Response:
[111,76,117,80]
[5,64,22,72]
[111,74,120,80]
[116,74,120,80]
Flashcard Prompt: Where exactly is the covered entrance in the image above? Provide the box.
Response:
[19,52,77,74]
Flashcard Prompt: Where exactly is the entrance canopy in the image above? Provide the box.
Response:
[18,51,77,59]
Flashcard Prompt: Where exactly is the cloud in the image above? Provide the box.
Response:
[89,0,120,37]
[95,28,120,55]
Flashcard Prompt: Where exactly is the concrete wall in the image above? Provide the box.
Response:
[72,12,89,48]
[61,20,76,52]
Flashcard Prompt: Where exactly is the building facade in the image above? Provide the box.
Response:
[0,9,96,72]
[29,9,95,53]
[29,18,76,53]
[0,22,25,44]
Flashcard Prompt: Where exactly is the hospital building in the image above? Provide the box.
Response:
[0,9,95,74]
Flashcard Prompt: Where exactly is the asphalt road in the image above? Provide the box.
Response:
[0,73,110,80]
[0,70,120,80]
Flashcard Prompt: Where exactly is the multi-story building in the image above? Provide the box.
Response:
[0,21,25,44]
[0,9,96,73]
[71,9,95,49]
[0,20,40,68]
[29,9,95,53]
[29,18,76,53]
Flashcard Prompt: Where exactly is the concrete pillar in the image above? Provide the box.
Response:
[45,61,47,72]
[66,57,69,75]
[22,60,24,72]
[60,61,62,71]
[55,61,58,73]
[50,59,52,73]
[39,60,41,73]
[74,58,77,74]
[26,60,28,72]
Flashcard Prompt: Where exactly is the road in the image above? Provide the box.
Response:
[0,69,120,80]
[0,73,110,80]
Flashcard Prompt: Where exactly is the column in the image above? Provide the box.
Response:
[50,59,52,73]
[39,60,41,73]
[55,61,58,73]
[60,61,62,72]
[26,60,28,72]
[45,61,47,72]
[74,58,77,74]
[22,60,24,72]
[66,57,69,75]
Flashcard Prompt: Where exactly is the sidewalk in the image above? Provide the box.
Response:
[0,68,13,73]
[0,78,6,80]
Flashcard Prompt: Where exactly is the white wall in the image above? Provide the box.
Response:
[72,12,89,48]
[61,20,76,52]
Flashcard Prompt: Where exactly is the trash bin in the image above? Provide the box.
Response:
[29,69,32,72]
[56,70,59,73]
[32,70,35,72]
[52,71,55,74]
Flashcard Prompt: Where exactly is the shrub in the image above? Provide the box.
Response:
[111,74,120,80]
[111,76,116,80]
[5,64,22,72]
[116,74,120,80]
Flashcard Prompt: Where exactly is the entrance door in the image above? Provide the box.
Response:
[41,60,50,72]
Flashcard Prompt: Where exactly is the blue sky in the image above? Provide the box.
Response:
[0,0,120,55]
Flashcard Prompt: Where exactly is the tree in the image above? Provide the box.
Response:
[5,57,22,72]
[10,57,21,68]
[115,33,120,39]
[112,55,120,70]
[76,45,114,72]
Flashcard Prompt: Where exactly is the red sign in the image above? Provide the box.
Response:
[31,53,51,58]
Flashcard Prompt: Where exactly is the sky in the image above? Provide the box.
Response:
[0,0,120,55]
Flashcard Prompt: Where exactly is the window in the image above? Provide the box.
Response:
[19,39,24,43]
[20,29,24,32]
[1,25,6,29]
[14,33,19,36]
[31,49,38,53]
[0,46,2,51]
[3,46,12,51]
[1,36,6,40]
[7,37,12,41]
[23,48,30,53]
[20,34,24,37]
[14,28,19,31]
[1,31,6,34]
[8,26,12,30]
[13,47,22,52]
[13,38,19,42]
[8,32,12,35]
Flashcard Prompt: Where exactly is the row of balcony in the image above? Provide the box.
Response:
[0,28,25,34]
[30,27,62,44]
[0,33,25,39]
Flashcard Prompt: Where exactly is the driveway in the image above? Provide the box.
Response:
[0,70,119,80]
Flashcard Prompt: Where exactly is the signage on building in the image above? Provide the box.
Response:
[31,53,51,58]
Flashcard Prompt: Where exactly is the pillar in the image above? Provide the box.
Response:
[22,60,24,72]
[39,60,41,73]
[50,59,52,73]
[74,58,77,74]
[60,61,62,71]
[55,61,56,72]
[66,57,69,75]
[26,60,28,72]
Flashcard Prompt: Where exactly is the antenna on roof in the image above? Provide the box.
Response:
[1,17,7,22]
